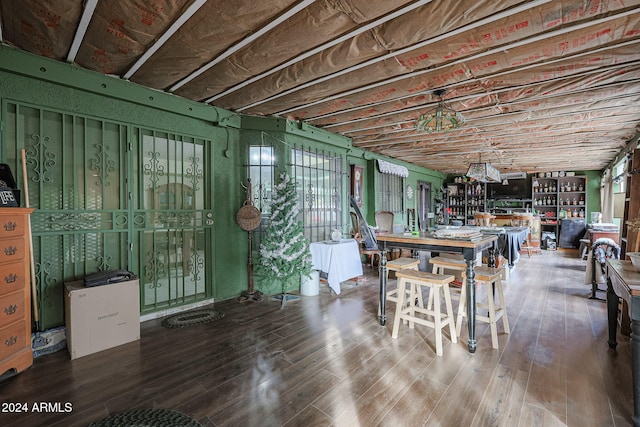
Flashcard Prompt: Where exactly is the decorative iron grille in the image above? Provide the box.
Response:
[379,173,404,214]
[291,145,344,242]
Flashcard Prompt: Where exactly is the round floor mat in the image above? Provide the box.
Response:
[161,309,225,329]
[88,408,202,427]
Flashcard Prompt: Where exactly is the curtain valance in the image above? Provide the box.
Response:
[377,159,408,178]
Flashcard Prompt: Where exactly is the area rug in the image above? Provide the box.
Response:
[87,408,202,427]
[161,309,224,329]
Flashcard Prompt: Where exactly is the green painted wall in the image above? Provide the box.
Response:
[0,45,452,324]
[576,170,602,222]
[346,147,446,229]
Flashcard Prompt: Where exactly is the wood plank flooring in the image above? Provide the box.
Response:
[0,249,634,426]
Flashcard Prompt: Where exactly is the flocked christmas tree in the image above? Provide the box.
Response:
[256,172,312,301]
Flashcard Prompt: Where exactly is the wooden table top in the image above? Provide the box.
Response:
[376,232,497,249]
[607,259,640,296]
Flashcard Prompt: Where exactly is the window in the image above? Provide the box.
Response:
[248,146,275,215]
[613,158,626,194]
[291,145,343,242]
[247,145,275,249]
[378,173,404,214]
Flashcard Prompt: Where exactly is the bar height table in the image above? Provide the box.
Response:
[376,232,497,353]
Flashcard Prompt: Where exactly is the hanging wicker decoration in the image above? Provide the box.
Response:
[237,178,263,302]
[236,179,261,231]
[236,202,261,231]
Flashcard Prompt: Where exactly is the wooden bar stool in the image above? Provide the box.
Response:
[457,266,510,349]
[428,256,467,306]
[429,256,467,274]
[379,257,421,322]
[386,257,421,304]
[391,270,457,357]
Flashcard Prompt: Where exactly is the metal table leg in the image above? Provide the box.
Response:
[465,255,477,353]
[379,244,388,326]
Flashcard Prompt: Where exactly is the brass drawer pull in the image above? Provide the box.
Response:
[4,273,17,284]
[4,304,17,315]
[5,335,18,346]
[3,246,17,256]
[3,221,17,232]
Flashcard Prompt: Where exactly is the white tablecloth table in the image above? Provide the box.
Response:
[309,239,363,295]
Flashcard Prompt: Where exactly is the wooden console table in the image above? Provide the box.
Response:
[606,259,640,426]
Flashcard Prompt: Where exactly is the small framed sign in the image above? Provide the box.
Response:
[0,187,18,207]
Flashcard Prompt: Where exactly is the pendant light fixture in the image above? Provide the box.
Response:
[415,89,465,133]
[466,154,501,183]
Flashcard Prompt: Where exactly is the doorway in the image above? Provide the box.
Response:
[418,181,432,231]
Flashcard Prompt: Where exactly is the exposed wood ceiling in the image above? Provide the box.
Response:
[2,0,639,175]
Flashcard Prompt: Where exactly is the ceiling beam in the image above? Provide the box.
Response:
[66,0,99,63]
[238,0,553,113]
[169,0,317,92]
[267,7,638,117]
[313,39,640,126]
[325,65,640,135]
[204,0,435,103]
[124,0,208,80]
[348,89,640,137]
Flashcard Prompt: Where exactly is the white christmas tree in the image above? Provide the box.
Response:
[256,172,312,299]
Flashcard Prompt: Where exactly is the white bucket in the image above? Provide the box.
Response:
[301,270,320,296]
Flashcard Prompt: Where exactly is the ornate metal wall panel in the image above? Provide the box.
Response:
[130,128,212,313]
[291,145,344,242]
[4,103,129,329]
[2,101,214,327]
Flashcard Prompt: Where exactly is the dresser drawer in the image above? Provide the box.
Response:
[0,216,26,237]
[0,290,25,329]
[0,320,26,361]
[0,262,27,295]
[0,237,26,264]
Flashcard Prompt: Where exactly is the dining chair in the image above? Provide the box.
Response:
[354,230,381,271]
[351,212,380,271]
[520,217,533,257]
[589,237,620,300]
[375,211,394,234]
[350,211,359,237]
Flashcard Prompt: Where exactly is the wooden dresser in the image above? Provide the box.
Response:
[0,208,34,378]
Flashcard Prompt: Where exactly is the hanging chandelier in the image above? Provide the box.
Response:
[415,89,465,133]
[466,154,501,183]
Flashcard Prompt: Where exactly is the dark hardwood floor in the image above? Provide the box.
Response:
[0,249,634,426]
